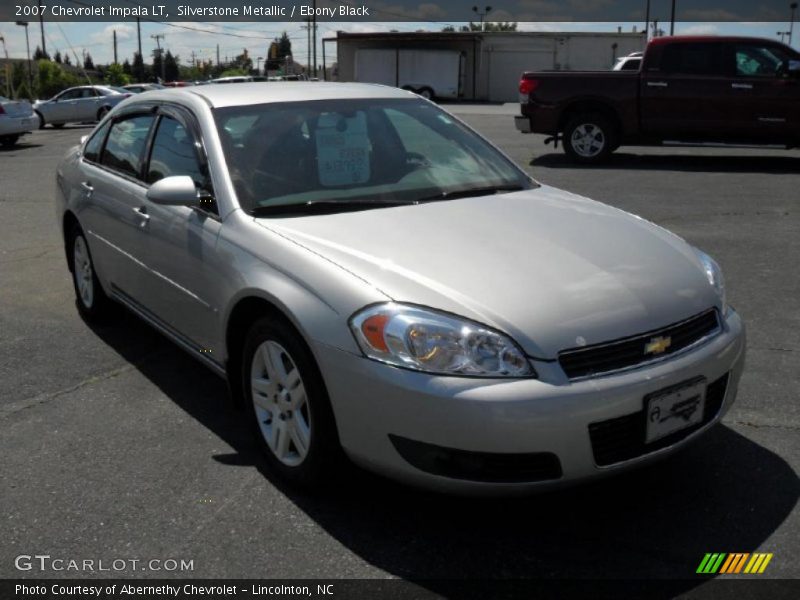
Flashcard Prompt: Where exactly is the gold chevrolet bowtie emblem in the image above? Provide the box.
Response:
[644,335,672,355]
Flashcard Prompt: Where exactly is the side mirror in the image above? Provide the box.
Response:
[146,176,200,207]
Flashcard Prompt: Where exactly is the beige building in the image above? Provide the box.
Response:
[329,30,645,102]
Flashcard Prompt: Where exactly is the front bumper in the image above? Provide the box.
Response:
[315,309,745,494]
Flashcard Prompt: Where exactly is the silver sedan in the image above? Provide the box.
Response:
[0,95,36,146]
[34,85,130,129]
[55,83,745,493]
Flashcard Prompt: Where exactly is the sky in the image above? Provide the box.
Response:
[0,20,798,69]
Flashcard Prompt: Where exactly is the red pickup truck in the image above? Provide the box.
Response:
[515,36,800,163]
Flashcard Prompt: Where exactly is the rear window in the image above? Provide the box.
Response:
[661,43,724,76]
[100,115,154,178]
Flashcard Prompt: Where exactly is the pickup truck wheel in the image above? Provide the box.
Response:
[564,114,616,163]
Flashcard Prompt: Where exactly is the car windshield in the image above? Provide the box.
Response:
[214,98,534,214]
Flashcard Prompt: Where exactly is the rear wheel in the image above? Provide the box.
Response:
[563,113,616,164]
[242,317,342,488]
[51,123,65,129]
[97,106,110,121]
[417,87,434,100]
[0,135,20,147]
[68,225,113,322]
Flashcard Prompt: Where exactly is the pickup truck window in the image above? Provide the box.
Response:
[734,44,791,77]
[661,43,724,76]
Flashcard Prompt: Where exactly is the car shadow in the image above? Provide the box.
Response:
[531,152,800,174]
[85,309,800,595]
[0,142,43,152]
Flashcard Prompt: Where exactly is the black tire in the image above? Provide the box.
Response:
[418,87,434,100]
[67,224,114,322]
[35,111,45,129]
[51,123,65,129]
[563,113,617,164]
[242,317,342,488]
[0,135,20,147]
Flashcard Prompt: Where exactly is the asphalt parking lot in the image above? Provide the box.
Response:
[1,107,798,591]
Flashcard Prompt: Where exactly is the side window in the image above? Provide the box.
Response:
[661,43,723,76]
[735,44,787,77]
[83,121,111,163]
[100,115,154,179]
[58,89,80,101]
[146,116,207,189]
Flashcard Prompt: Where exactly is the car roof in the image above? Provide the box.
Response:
[144,81,416,108]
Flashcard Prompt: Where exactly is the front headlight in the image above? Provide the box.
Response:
[694,248,727,312]
[350,303,535,378]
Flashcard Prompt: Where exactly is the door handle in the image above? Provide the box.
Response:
[80,181,93,196]
[134,206,150,227]
[731,83,753,89]
[647,81,668,87]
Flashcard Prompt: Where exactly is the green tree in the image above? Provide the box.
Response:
[33,46,48,61]
[83,52,95,70]
[105,63,130,86]
[278,31,292,59]
[54,51,62,64]
[122,59,132,76]
[152,49,164,81]
[455,22,518,32]
[132,51,147,82]
[64,54,71,66]
[164,50,179,81]
[35,60,79,99]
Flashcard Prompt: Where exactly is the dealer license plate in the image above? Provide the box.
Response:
[645,377,706,443]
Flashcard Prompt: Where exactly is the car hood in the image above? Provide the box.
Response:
[257,185,720,358]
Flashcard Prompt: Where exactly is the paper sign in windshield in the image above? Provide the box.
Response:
[315,112,370,186]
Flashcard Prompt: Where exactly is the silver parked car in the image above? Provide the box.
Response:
[34,85,130,129]
[55,83,745,493]
[0,95,36,146]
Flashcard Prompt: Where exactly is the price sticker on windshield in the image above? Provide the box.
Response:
[316,112,370,186]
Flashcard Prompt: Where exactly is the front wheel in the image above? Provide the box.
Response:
[242,318,342,488]
[563,114,616,164]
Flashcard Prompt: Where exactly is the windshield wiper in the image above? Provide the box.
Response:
[250,199,417,217]
[414,184,526,203]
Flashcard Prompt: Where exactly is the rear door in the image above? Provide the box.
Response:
[74,88,100,122]
[728,41,800,141]
[640,42,730,139]
[77,113,157,298]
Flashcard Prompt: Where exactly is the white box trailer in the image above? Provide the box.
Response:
[354,49,464,100]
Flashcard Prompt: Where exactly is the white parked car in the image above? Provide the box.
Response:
[34,85,130,129]
[0,95,36,147]
[613,53,643,71]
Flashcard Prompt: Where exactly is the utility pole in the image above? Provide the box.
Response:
[38,5,46,58]
[151,33,165,81]
[190,50,196,68]
[216,43,220,66]
[670,0,676,36]
[113,30,118,64]
[790,3,798,46]
[312,0,317,77]
[302,18,311,74]
[472,5,493,31]
[136,17,142,58]
[15,21,33,95]
[644,0,651,41]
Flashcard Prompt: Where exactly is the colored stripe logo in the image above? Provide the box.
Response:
[697,553,773,574]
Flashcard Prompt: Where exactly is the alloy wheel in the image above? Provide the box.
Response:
[250,340,311,467]
[73,235,94,309]
[570,123,606,158]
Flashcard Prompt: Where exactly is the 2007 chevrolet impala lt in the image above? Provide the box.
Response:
[56,83,745,493]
